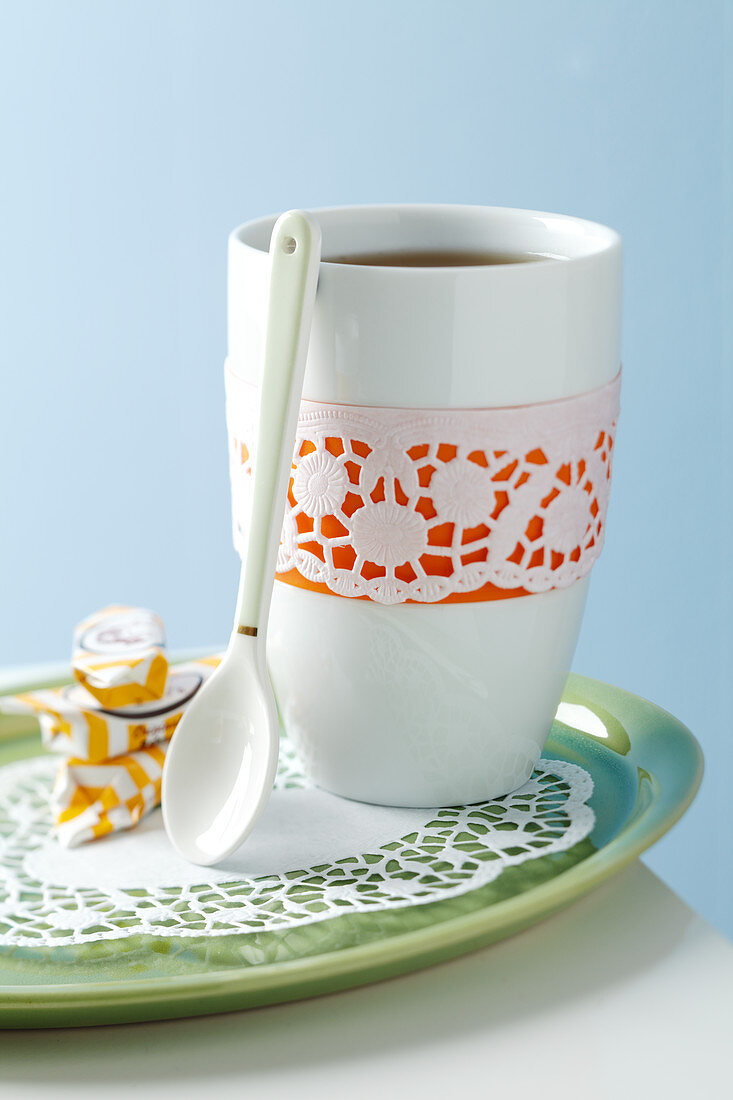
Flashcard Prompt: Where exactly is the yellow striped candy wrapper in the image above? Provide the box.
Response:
[52,742,169,847]
[0,657,221,763]
[72,605,169,707]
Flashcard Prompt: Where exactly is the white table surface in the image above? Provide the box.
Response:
[1,667,731,1098]
[0,862,730,1099]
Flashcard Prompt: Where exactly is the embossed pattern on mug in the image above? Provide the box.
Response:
[226,369,620,605]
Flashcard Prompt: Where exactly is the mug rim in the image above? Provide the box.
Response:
[231,203,621,272]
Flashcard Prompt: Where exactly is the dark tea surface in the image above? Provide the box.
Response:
[324,248,556,267]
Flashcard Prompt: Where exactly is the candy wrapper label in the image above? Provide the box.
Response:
[72,605,168,707]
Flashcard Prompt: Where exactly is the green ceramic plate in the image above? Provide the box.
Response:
[0,669,702,1029]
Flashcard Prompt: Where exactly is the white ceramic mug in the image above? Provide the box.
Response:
[226,204,621,807]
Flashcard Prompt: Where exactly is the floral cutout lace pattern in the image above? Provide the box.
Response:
[0,748,594,947]
[226,368,620,604]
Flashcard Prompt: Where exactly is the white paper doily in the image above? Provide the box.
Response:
[0,744,594,947]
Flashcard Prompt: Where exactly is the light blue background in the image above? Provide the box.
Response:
[1,1,730,934]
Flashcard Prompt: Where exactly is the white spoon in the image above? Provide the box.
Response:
[162,209,321,866]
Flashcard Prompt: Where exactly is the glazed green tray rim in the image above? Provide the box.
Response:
[0,672,703,1009]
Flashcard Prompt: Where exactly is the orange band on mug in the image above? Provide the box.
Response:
[226,367,621,606]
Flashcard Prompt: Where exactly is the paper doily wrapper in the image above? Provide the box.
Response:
[72,606,169,707]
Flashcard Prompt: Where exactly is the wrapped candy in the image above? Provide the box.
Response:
[6,658,219,763]
[0,607,221,847]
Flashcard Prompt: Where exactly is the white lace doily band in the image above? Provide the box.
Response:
[226,366,621,605]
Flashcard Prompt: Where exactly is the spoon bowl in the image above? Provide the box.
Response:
[162,635,277,865]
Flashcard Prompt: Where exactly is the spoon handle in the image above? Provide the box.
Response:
[235,210,321,635]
